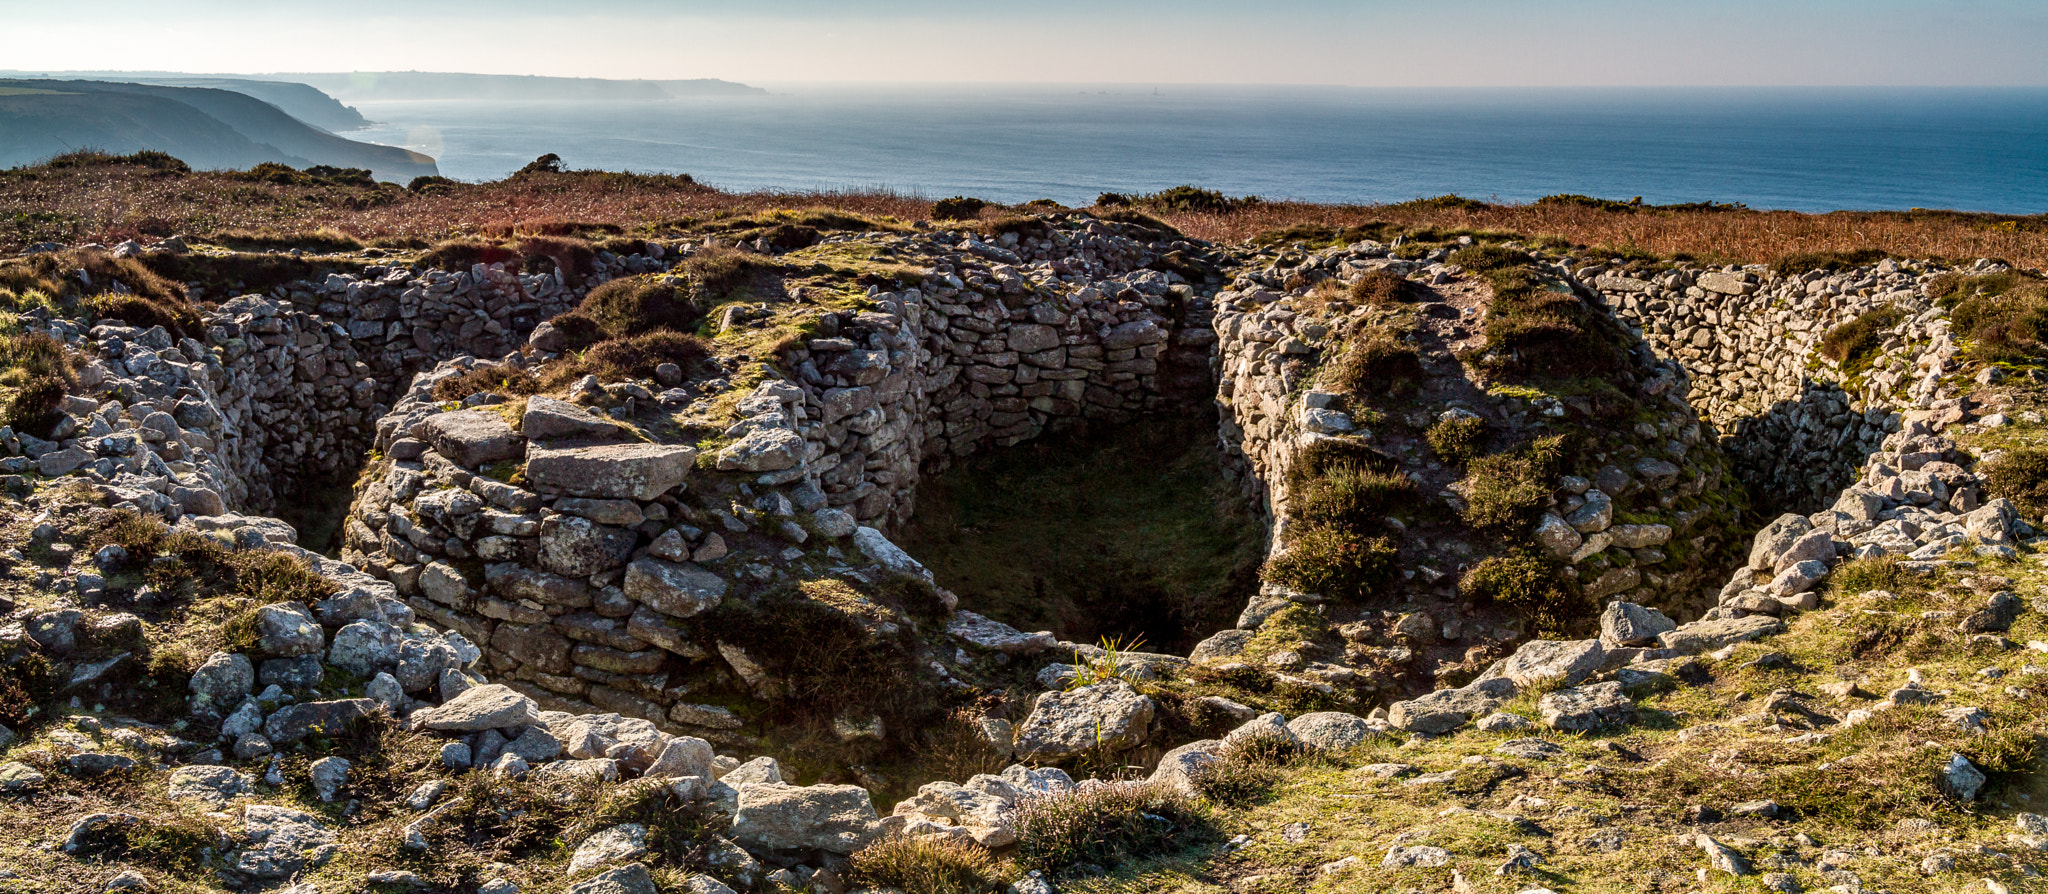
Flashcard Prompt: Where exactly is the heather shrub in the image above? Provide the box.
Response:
[1818,304,1907,366]
[1983,448,2048,519]
[847,835,1009,894]
[1460,549,1582,633]
[1260,525,1398,599]
[1426,414,1489,466]
[1459,435,1566,533]
[1013,781,1217,878]
[932,196,991,220]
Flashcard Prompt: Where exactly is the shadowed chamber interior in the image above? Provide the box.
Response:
[896,411,1265,654]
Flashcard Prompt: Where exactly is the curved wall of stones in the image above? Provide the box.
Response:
[331,222,1225,730]
[1591,261,1965,514]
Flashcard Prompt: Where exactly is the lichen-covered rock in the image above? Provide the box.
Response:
[540,515,637,577]
[714,428,804,472]
[729,783,880,854]
[526,443,696,501]
[264,699,379,743]
[622,558,726,618]
[1388,677,1518,734]
[1287,712,1379,750]
[1479,639,1606,689]
[1539,682,1636,731]
[410,684,538,732]
[189,651,254,714]
[1599,602,1676,648]
[524,396,622,441]
[231,805,337,881]
[253,602,324,657]
[1012,680,1156,759]
[423,410,524,468]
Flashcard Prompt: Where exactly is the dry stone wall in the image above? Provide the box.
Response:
[1593,258,1975,513]
[334,219,1224,733]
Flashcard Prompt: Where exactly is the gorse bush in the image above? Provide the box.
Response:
[1459,435,1567,533]
[1982,448,2048,520]
[1013,781,1217,878]
[1818,304,1907,366]
[847,834,1009,894]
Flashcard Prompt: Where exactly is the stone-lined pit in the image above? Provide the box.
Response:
[895,412,1264,654]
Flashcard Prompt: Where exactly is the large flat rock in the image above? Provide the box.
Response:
[423,410,525,469]
[526,442,697,501]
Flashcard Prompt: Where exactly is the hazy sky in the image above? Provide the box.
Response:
[3,0,2045,86]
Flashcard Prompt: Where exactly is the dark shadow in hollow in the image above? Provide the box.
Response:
[896,410,1265,655]
[1721,377,1888,519]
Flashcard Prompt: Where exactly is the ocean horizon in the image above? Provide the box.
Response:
[349,85,2048,215]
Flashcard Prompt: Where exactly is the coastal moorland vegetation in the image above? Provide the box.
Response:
[4,153,2047,268]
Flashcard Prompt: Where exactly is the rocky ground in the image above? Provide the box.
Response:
[0,201,2042,894]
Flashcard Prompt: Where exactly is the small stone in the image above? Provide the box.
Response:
[309,756,350,802]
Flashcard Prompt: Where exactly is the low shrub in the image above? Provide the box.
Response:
[1537,194,1639,213]
[576,276,703,338]
[1260,525,1398,599]
[1982,447,2048,520]
[416,239,521,271]
[1348,269,1413,304]
[587,779,733,873]
[44,149,191,173]
[847,835,1010,894]
[1013,781,1217,879]
[931,196,992,220]
[430,363,543,401]
[678,245,778,302]
[1326,329,1423,397]
[1475,266,1628,378]
[1459,435,1567,533]
[517,235,597,283]
[0,652,59,729]
[1389,194,1491,212]
[0,331,77,436]
[1941,273,2048,364]
[1448,244,1530,272]
[539,331,712,388]
[1291,465,1416,529]
[1459,549,1582,633]
[1770,248,1892,277]
[407,175,458,194]
[1189,734,1310,808]
[1817,304,1907,366]
[1134,185,1250,215]
[1425,415,1489,466]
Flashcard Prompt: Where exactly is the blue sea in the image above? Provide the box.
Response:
[350,86,2048,214]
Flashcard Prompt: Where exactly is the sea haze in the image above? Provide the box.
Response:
[350,85,2048,214]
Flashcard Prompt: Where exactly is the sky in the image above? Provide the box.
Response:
[1,0,2045,86]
